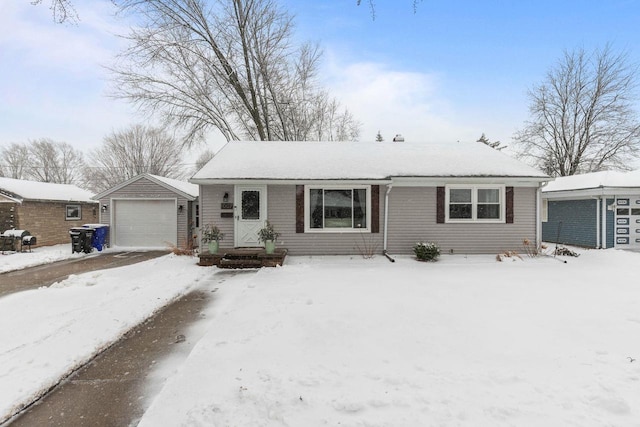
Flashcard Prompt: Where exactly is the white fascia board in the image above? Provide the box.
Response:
[0,194,22,203]
[391,176,549,187]
[543,187,640,200]
[189,179,393,186]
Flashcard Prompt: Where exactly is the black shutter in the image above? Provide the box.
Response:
[296,185,304,233]
[436,187,445,223]
[506,186,514,224]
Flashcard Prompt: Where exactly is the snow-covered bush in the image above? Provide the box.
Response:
[413,242,440,261]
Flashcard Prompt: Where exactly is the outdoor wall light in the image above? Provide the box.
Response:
[223,192,229,202]
[178,204,184,213]
[101,204,108,213]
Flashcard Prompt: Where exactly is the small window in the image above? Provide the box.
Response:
[446,186,504,223]
[66,204,81,220]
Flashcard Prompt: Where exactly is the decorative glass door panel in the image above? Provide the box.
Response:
[235,186,266,247]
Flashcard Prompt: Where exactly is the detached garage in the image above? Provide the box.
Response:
[542,170,640,250]
[94,174,199,249]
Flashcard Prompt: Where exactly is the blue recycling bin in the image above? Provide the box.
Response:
[83,224,109,251]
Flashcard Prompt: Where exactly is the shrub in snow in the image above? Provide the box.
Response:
[413,242,440,261]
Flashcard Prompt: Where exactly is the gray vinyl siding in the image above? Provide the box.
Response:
[268,185,385,255]
[542,199,597,248]
[97,177,193,248]
[200,184,235,250]
[386,187,537,254]
[200,184,384,255]
[201,184,538,255]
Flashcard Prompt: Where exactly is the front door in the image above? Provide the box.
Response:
[235,185,267,247]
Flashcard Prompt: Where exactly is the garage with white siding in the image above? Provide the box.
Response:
[94,174,199,249]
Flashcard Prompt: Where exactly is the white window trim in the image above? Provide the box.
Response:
[445,184,505,223]
[304,185,371,233]
[66,204,81,220]
[542,199,548,222]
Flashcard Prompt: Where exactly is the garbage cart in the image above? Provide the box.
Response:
[83,224,109,251]
[69,227,94,254]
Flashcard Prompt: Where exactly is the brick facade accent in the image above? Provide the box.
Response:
[7,201,99,247]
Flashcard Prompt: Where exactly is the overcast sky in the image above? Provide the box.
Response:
[2,0,640,165]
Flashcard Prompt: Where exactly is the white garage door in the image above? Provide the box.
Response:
[114,199,177,247]
[615,196,640,250]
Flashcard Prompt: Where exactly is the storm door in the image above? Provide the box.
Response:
[235,185,267,247]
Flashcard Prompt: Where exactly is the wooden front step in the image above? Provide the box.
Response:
[218,258,263,269]
[198,248,287,268]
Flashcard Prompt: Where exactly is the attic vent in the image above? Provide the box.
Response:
[392,134,404,142]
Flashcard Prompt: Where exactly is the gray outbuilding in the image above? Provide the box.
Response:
[542,170,640,249]
[94,174,199,249]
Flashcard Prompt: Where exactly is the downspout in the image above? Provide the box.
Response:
[592,196,601,248]
[536,182,545,248]
[383,184,395,262]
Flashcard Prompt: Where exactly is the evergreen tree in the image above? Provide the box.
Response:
[375,131,384,142]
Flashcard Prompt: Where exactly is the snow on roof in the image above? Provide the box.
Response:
[149,174,199,198]
[0,177,95,203]
[542,169,640,193]
[192,141,548,181]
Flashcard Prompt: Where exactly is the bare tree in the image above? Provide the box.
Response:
[357,0,423,19]
[29,139,85,184]
[111,0,360,146]
[30,0,79,23]
[514,46,640,176]
[85,125,186,193]
[192,149,216,175]
[1,143,32,179]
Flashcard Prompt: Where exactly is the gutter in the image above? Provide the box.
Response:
[382,184,395,262]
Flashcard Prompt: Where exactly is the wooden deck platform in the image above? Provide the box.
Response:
[198,248,288,268]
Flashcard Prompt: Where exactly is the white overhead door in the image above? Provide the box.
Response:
[614,196,640,250]
[114,199,177,247]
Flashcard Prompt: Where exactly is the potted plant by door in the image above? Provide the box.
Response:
[202,224,224,254]
[257,220,280,254]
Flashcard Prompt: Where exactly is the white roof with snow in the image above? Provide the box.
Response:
[149,174,199,198]
[192,141,548,181]
[0,177,95,203]
[543,170,640,193]
[92,173,199,200]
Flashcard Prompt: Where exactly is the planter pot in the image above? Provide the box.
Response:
[264,240,275,254]
[208,240,219,254]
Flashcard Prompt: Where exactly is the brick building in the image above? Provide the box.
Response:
[0,177,97,247]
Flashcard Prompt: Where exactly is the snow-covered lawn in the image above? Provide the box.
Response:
[138,250,640,426]
[0,243,88,273]
[2,249,640,425]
